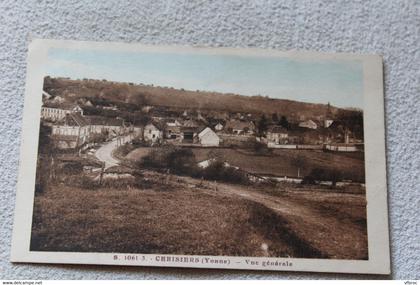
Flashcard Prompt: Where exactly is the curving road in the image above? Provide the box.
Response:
[94,135,133,169]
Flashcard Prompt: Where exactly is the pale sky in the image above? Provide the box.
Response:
[46,48,364,108]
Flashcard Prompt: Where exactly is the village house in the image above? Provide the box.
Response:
[144,122,163,143]
[102,105,118,111]
[214,122,224,132]
[51,113,90,149]
[141,105,153,113]
[41,102,84,122]
[198,127,220,147]
[266,126,289,145]
[84,100,93,107]
[50,95,65,104]
[165,119,183,140]
[324,119,334,128]
[324,102,334,128]
[85,115,126,137]
[129,124,143,138]
[42,90,52,100]
[180,119,200,143]
[224,120,255,135]
[196,111,208,125]
[298,119,318,129]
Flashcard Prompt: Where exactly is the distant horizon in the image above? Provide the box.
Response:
[45,48,364,109]
[44,75,363,112]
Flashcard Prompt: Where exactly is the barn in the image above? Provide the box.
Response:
[198,127,220,147]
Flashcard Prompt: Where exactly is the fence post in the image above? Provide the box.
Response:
[99,163,105,186]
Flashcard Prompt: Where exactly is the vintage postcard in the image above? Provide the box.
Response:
[11,39,390,274]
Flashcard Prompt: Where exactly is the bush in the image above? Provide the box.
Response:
[140,147,249,185]
[89,132,108,144]
[114,143,136,158]
[246,140,271,155]
[65,174,99,190]
[100,176,136,189]
[132,138,149,146]
[141,147,170,169]
[200,160,225,180]
[60,161,84,175]
[140,146,197,175]
[301,175,316,185]
[200,160,249,185]
[302,167,342,187]
[167,148,197,175]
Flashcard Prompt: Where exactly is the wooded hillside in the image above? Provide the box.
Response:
[44,77,359,121]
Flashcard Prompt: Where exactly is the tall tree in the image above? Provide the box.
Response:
[279,115,289,129]
[257,114,268,136]
[271,113,279,123]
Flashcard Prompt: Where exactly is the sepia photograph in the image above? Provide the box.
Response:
[11,40,389,274]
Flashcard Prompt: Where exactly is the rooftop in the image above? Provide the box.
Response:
[85,115,124,127]
[267,125,288,133]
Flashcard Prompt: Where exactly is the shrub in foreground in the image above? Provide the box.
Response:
[302,167,342,187]
[200,160,250,185]
[140,147,250,185]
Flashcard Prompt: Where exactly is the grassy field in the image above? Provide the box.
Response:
[31,170,367,259]
[126,146,365,182]
[30,180,308,257]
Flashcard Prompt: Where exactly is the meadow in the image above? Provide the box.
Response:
[30,170,367,259]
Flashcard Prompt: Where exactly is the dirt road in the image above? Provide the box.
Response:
[178,175,368,259]
[95,135,133,169]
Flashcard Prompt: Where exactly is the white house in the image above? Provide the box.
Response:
[85,115,125,137]
[198,127,220,147]
[85,100,93,107]
[144,123,163,143]
[266,126,289,145]
[298,119,318,129]
[224,120,255,135]
[130,126,143,137]
[214,122,224,131]
[41,103,83,122]
[51,113,90,149]
[42,91,52,100]
[324,119,334,128]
